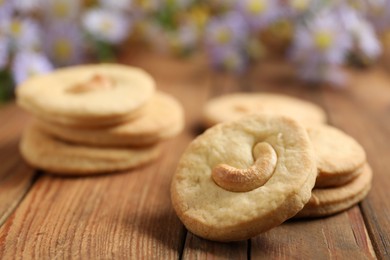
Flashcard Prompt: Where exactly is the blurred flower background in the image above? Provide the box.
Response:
[0,0,389,101]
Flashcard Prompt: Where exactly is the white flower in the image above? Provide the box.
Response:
[99,0,132,11]
[12,51,53,85]
[82,8,131,44]
[5,18,42,52]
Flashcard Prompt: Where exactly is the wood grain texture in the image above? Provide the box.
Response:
[182,233,247,260]
[321,79,390,258]
[0,52,211,259]
[252,208,375,259]
[0,141,186,259]
[246,62,376,259]
[0,105,36,226]
[0,52,389,258]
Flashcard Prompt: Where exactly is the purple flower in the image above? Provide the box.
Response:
[236,0,282,30]
[338,6,381,59]
[42,0,80,21]
[5,17,42,52]
[167,21,198,53]
[13,0,42,13]
[0,0,13,19]
[12,51,53,85]
[363,0,390,32]
[208,45,247,72]
[205,11,248,48]
[43,22,84,66]
[290,9,353,85]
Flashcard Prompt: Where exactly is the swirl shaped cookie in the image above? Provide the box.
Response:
[35,92,184,147]
[17,64,155,127]
[171,115,317,241]
[202,93,327,127]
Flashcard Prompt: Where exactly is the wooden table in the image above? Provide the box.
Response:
[1,51,389,259]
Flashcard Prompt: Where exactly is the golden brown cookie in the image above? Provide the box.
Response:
[35,92,184,147]
[171,115,317,242]
[17,64,155,127]
[296,164,372,218]
[307,124,366,188]
[202,93,327,127]
[20,124,161,175]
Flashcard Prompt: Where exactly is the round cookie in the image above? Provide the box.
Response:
[17,64,155,127]
[202,93,327,127]
[35,92,184,147]
[296,164,372,218]
[20,124,161,175]
[171,115,317,242]
[307,124,366,188]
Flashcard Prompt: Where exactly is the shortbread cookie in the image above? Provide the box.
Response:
[307,125,366,188]
[17,64,155,127]
[35,92,184,147]
[171,115,317,242]
[202,93,326,127]
[296,164,372,218]
[20,124,161,175]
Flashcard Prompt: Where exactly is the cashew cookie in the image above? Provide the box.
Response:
[307,124,366,188]
[20,124,161,175]
[35,92,184,147]
[296,164,372,218]
[171,115,317,241]
[202,93,327,127]
[17,64,155,127]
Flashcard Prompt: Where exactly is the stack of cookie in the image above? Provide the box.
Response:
[297,124,371,217]
[169,93,372,242]
[17,64,184,175]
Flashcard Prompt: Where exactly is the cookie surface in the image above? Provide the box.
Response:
[17,64,155,126]
[20,124,161,175]
[296,164,372,218]
[307,124,366,187]
[171,115,317,242]
[35,92,184,147]
[202,93,327,127]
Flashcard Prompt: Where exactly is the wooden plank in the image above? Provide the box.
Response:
[0,53,212,258]
[252,208,375,259]
[179,72,250,258]
[0,104,36,226]
[182,233,247,260]
[246,62,375,258]
[0,138,190,259]
[322,86,390,258]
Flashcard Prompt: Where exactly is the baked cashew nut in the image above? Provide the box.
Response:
[68,74,114,93]
[212,142,277,192]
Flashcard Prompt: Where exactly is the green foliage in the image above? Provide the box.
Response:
[94,40,117,62]
[0,70,14,103]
